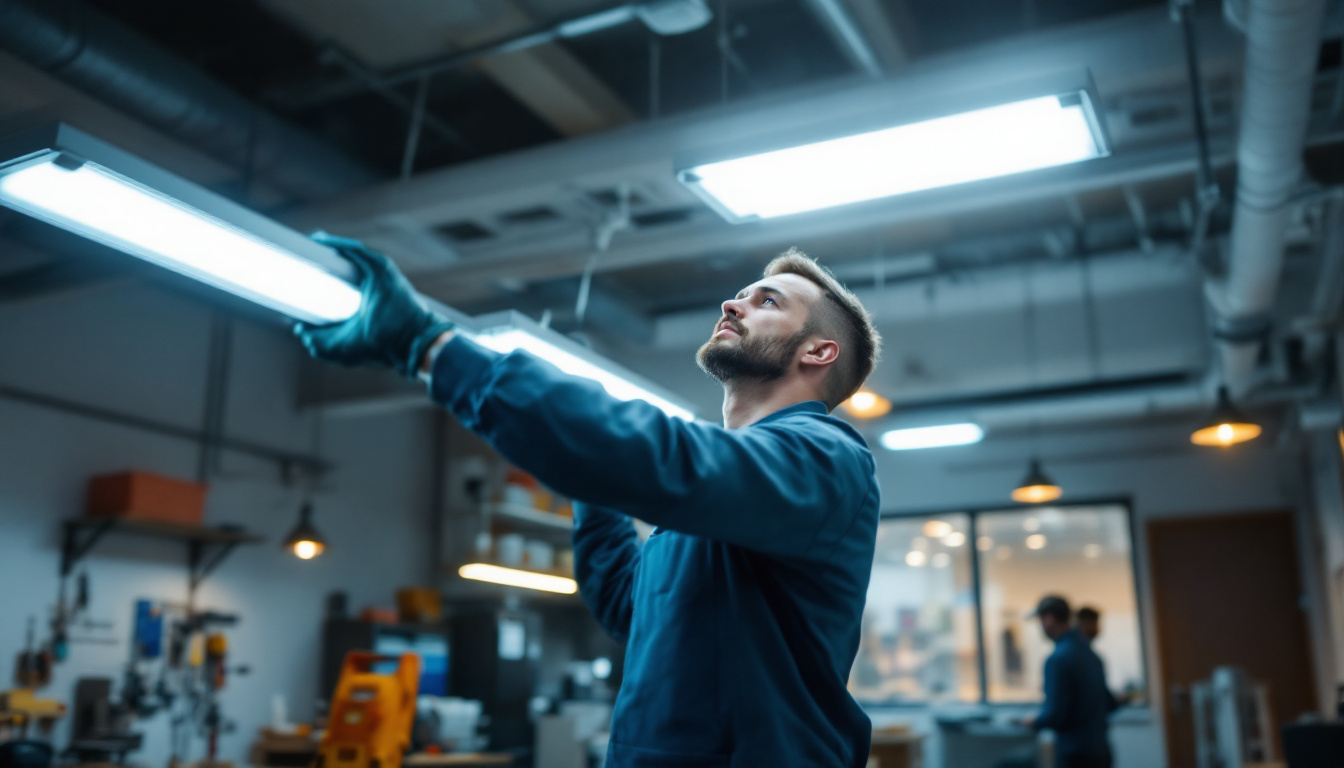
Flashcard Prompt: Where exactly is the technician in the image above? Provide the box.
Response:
[295,235,884,768]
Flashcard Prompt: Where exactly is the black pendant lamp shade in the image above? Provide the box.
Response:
[1012,459,1062,504]
[1190,387,1262,447]
[283,502,326,560]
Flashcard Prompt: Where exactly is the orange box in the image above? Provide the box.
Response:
[86,471,208,527]
[396,588,442,624]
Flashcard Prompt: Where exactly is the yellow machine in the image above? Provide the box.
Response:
[316,652,420,768]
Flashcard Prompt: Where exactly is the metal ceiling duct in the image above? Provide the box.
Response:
[1208,0,1329,394]
[0,0,376,203]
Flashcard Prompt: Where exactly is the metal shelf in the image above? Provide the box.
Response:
[488,503,574,532]
[61,517,262,599]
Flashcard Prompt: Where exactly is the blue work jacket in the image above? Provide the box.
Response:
[1032,629,1119,758]
[430,335,881,768]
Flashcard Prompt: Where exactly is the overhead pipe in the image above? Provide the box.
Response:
[1207,0,1328,394]
[0,0,376,203]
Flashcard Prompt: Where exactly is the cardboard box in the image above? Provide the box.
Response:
[86,471,208,527]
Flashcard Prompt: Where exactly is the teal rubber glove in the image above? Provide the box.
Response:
[294,233,454,379]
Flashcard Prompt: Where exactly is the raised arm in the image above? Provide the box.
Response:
[429,335,875,561]
[571,503,641,642]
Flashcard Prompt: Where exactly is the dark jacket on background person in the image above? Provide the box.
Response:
[1033,628,1119,763]
[429,335,882,768]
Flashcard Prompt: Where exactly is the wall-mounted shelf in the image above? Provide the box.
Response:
[60,518,262,599]
[488,503,573,532]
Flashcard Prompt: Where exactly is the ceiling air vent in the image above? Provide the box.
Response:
[438,220,495,243]
[633,208,696,228]
[500,206,562,225]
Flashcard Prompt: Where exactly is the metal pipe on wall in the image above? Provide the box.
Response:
[0,0,376,203]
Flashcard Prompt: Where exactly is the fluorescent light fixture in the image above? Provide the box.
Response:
[880,423,984,451]
[469,311,696,421]
[458,563,578,594]
[678,84,1109,222]
[0,124,362,325]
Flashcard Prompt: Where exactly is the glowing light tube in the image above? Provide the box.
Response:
[458,563,578,594]
[680,93,1108,220]
[880,423,984,451]
[472,327,696,420]
[0,159,361,324]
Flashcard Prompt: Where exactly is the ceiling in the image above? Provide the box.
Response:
[1,0,1342,425]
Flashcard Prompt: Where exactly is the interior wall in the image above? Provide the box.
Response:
[0,280,438,765]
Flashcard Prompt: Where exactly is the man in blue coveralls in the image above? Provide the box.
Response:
[1025,595,1119,768]
[294,236,884,768]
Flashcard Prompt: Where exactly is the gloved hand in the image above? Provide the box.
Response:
[294,232,455,379]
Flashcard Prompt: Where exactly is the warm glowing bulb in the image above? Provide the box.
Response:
[1025,534,1047,550]
[1012,484,1063,504]
[943,531,966,547]
[1191,421,1261,446]
[905,550,928,567]
[293,540,322,560]
[841,390,892,419]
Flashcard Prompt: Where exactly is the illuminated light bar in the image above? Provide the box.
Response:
[469,311,697,421]
[678,87,1109,222]
[458,563,578,594]
[880,423,984,451]
[0,124,362,325]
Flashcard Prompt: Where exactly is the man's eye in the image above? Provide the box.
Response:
[763,297,776,306]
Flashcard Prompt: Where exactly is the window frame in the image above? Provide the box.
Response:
[863,495,1148,708]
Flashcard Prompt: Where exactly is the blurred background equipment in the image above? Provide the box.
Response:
[318,652,421,768]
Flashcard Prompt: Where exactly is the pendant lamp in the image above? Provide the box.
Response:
[1012,459,1062,504]
[1190,387,1262,447]
[283,502,326,560]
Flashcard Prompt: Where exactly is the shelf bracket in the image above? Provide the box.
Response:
[60,519,115,577]
[187,540,241,597]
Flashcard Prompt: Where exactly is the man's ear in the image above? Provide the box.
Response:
[800,338,840,369]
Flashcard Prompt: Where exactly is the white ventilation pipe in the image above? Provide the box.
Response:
[1208,0,1328,394]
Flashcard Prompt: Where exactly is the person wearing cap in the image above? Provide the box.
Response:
[1076,606,1101,643]
[1024,595,1119,768]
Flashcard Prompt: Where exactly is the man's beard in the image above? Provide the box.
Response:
[697,324,811,385]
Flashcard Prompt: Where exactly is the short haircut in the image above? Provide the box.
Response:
[1077,607,1100,622]
[763,248,882,411]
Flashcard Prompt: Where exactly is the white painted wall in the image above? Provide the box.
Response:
[0,282,437,765]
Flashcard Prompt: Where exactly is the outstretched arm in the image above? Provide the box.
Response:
[572,503,641,642]
[428,334,874,561]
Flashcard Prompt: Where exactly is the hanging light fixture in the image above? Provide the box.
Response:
[283,503,326,560]
[1190,387,1262,447]
[1012,459,1062,504]
[840,390,892,419]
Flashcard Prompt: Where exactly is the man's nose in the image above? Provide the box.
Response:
[722,297,745,318]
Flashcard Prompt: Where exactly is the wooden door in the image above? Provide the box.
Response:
[1148,512,1317,768]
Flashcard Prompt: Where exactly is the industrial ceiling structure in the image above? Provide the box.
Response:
[0,0,1342,430]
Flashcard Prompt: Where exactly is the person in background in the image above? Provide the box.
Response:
[1076,606,1101,643]
[1023,595,1118,768]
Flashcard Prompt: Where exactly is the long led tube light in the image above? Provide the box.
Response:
[458,563,578,594]
[880,423,984,451]
[679,91,1108,221]
[470,317,697,421]
[0,158,361,324]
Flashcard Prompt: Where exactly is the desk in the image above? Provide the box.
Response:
[404,753,513,767]
[868,731,924,768]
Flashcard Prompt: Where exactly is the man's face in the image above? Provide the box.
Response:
[697,273,821,385]
[1037,614,1067,640]
[1078,617,1099,641]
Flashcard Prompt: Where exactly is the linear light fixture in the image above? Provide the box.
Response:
[880,423,984,451]
[0,124,362,324]
[458,563,578,594]
[469,311,697,421]
[677,74,1109,222]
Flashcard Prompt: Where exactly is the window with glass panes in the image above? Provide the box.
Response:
[848,502,1146,706]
